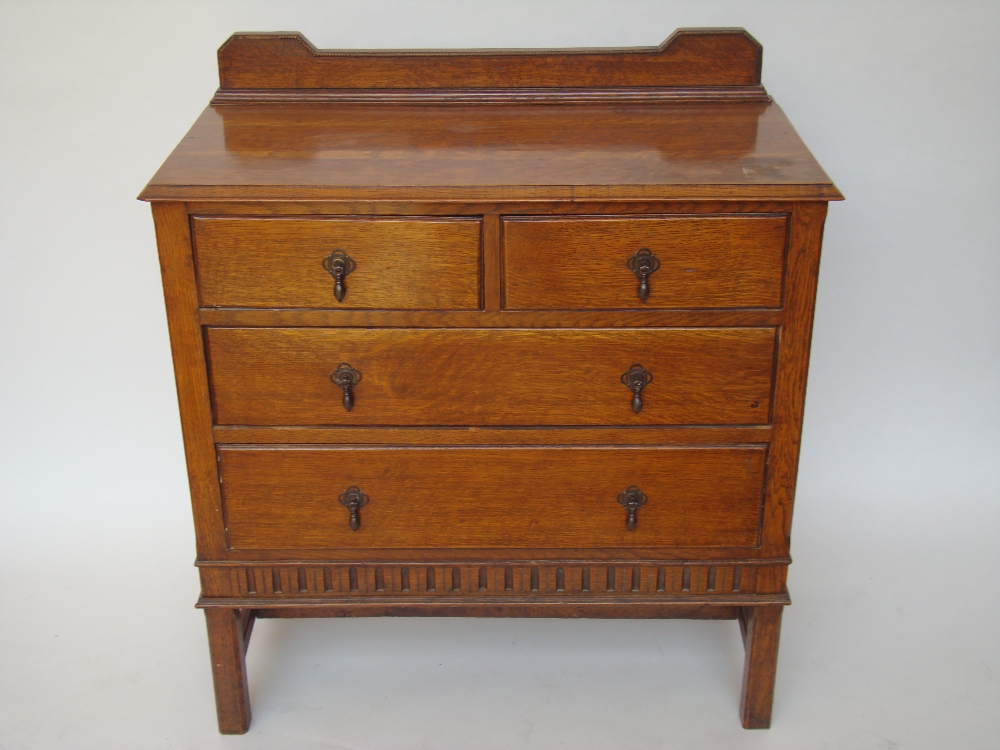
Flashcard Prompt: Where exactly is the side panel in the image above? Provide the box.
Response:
[151,202,226,557]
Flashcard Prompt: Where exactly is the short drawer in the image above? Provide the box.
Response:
[219,445,767,550]
[207,327,776,426]
[502,215,787,310]
[192,216,482,309]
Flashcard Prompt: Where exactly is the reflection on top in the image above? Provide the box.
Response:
[218,103,766,162]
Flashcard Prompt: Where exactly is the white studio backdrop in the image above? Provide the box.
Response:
[1,1,997,748]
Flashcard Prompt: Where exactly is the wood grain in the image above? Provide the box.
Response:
[151,203,227,557]
[197,308,784,329]
[192,216,481,309]
[482,214,501,311]
[739,604,783,728]
[206,327,777,427]
[212,425,772,446]
[217,445,767,551]
[503,214,787,310]
[200,562,766,598]
[759,202,829,561]
[184,199,804,218]
[143,27,837,732]
[215,29,763,92]
[245,603,744,619]
[139,104,841,203]
[204,608,251,734]
[212,88,771,105]
[201,548,785,564]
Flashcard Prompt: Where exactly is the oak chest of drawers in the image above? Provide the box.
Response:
[141,28,840,733]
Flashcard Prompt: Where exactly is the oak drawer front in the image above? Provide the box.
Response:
[219,446,766,550]
[207,327,775,426]
[192,217,482,309]
[502,215,787,310]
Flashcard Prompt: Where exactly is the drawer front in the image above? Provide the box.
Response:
[219,446,767,550]
[502,215,787,310]
[192,216,482,309]
[207,327,776,426]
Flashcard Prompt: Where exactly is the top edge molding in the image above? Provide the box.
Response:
[216,28,766,99]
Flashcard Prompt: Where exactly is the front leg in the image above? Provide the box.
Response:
[204,608,252,734]
[738,605,784,729]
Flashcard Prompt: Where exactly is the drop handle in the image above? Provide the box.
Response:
[617,486,648,531]
[626,248,660,302]
[322,250,356,302]
[620,364,652,414]
[330,363,362,411]
[338,486,369,531]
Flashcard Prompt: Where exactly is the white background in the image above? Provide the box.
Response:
[1,1,998,747]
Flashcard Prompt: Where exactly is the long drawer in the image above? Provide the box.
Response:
[192,216,483,310]
[502,214,787,310]
[218,445,767,551]
[207,327,776,426]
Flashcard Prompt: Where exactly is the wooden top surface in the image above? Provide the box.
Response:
[141,102,838,201]
[140,29,839,202]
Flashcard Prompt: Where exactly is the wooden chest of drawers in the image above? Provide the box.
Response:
[141,28,840,733]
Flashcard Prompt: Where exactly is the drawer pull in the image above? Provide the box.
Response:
[617,486,648,531]
[626,248,660,302]
[620,364,652,414]
[330,363,362,411]
[338,486,369,531]
[322,250,356,302]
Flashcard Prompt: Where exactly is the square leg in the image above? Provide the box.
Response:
[738,605,784,729]
[204,608,252,734]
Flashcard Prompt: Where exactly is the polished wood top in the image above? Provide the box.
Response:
[140,101,840,202]
[141,29,839,202]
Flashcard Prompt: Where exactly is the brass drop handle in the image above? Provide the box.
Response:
[330,363,362,411]
[322,250,356,302]
[338,486,369,531]
[617,486,648,531]
[626,248,660,302]
[620,364,652,414]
